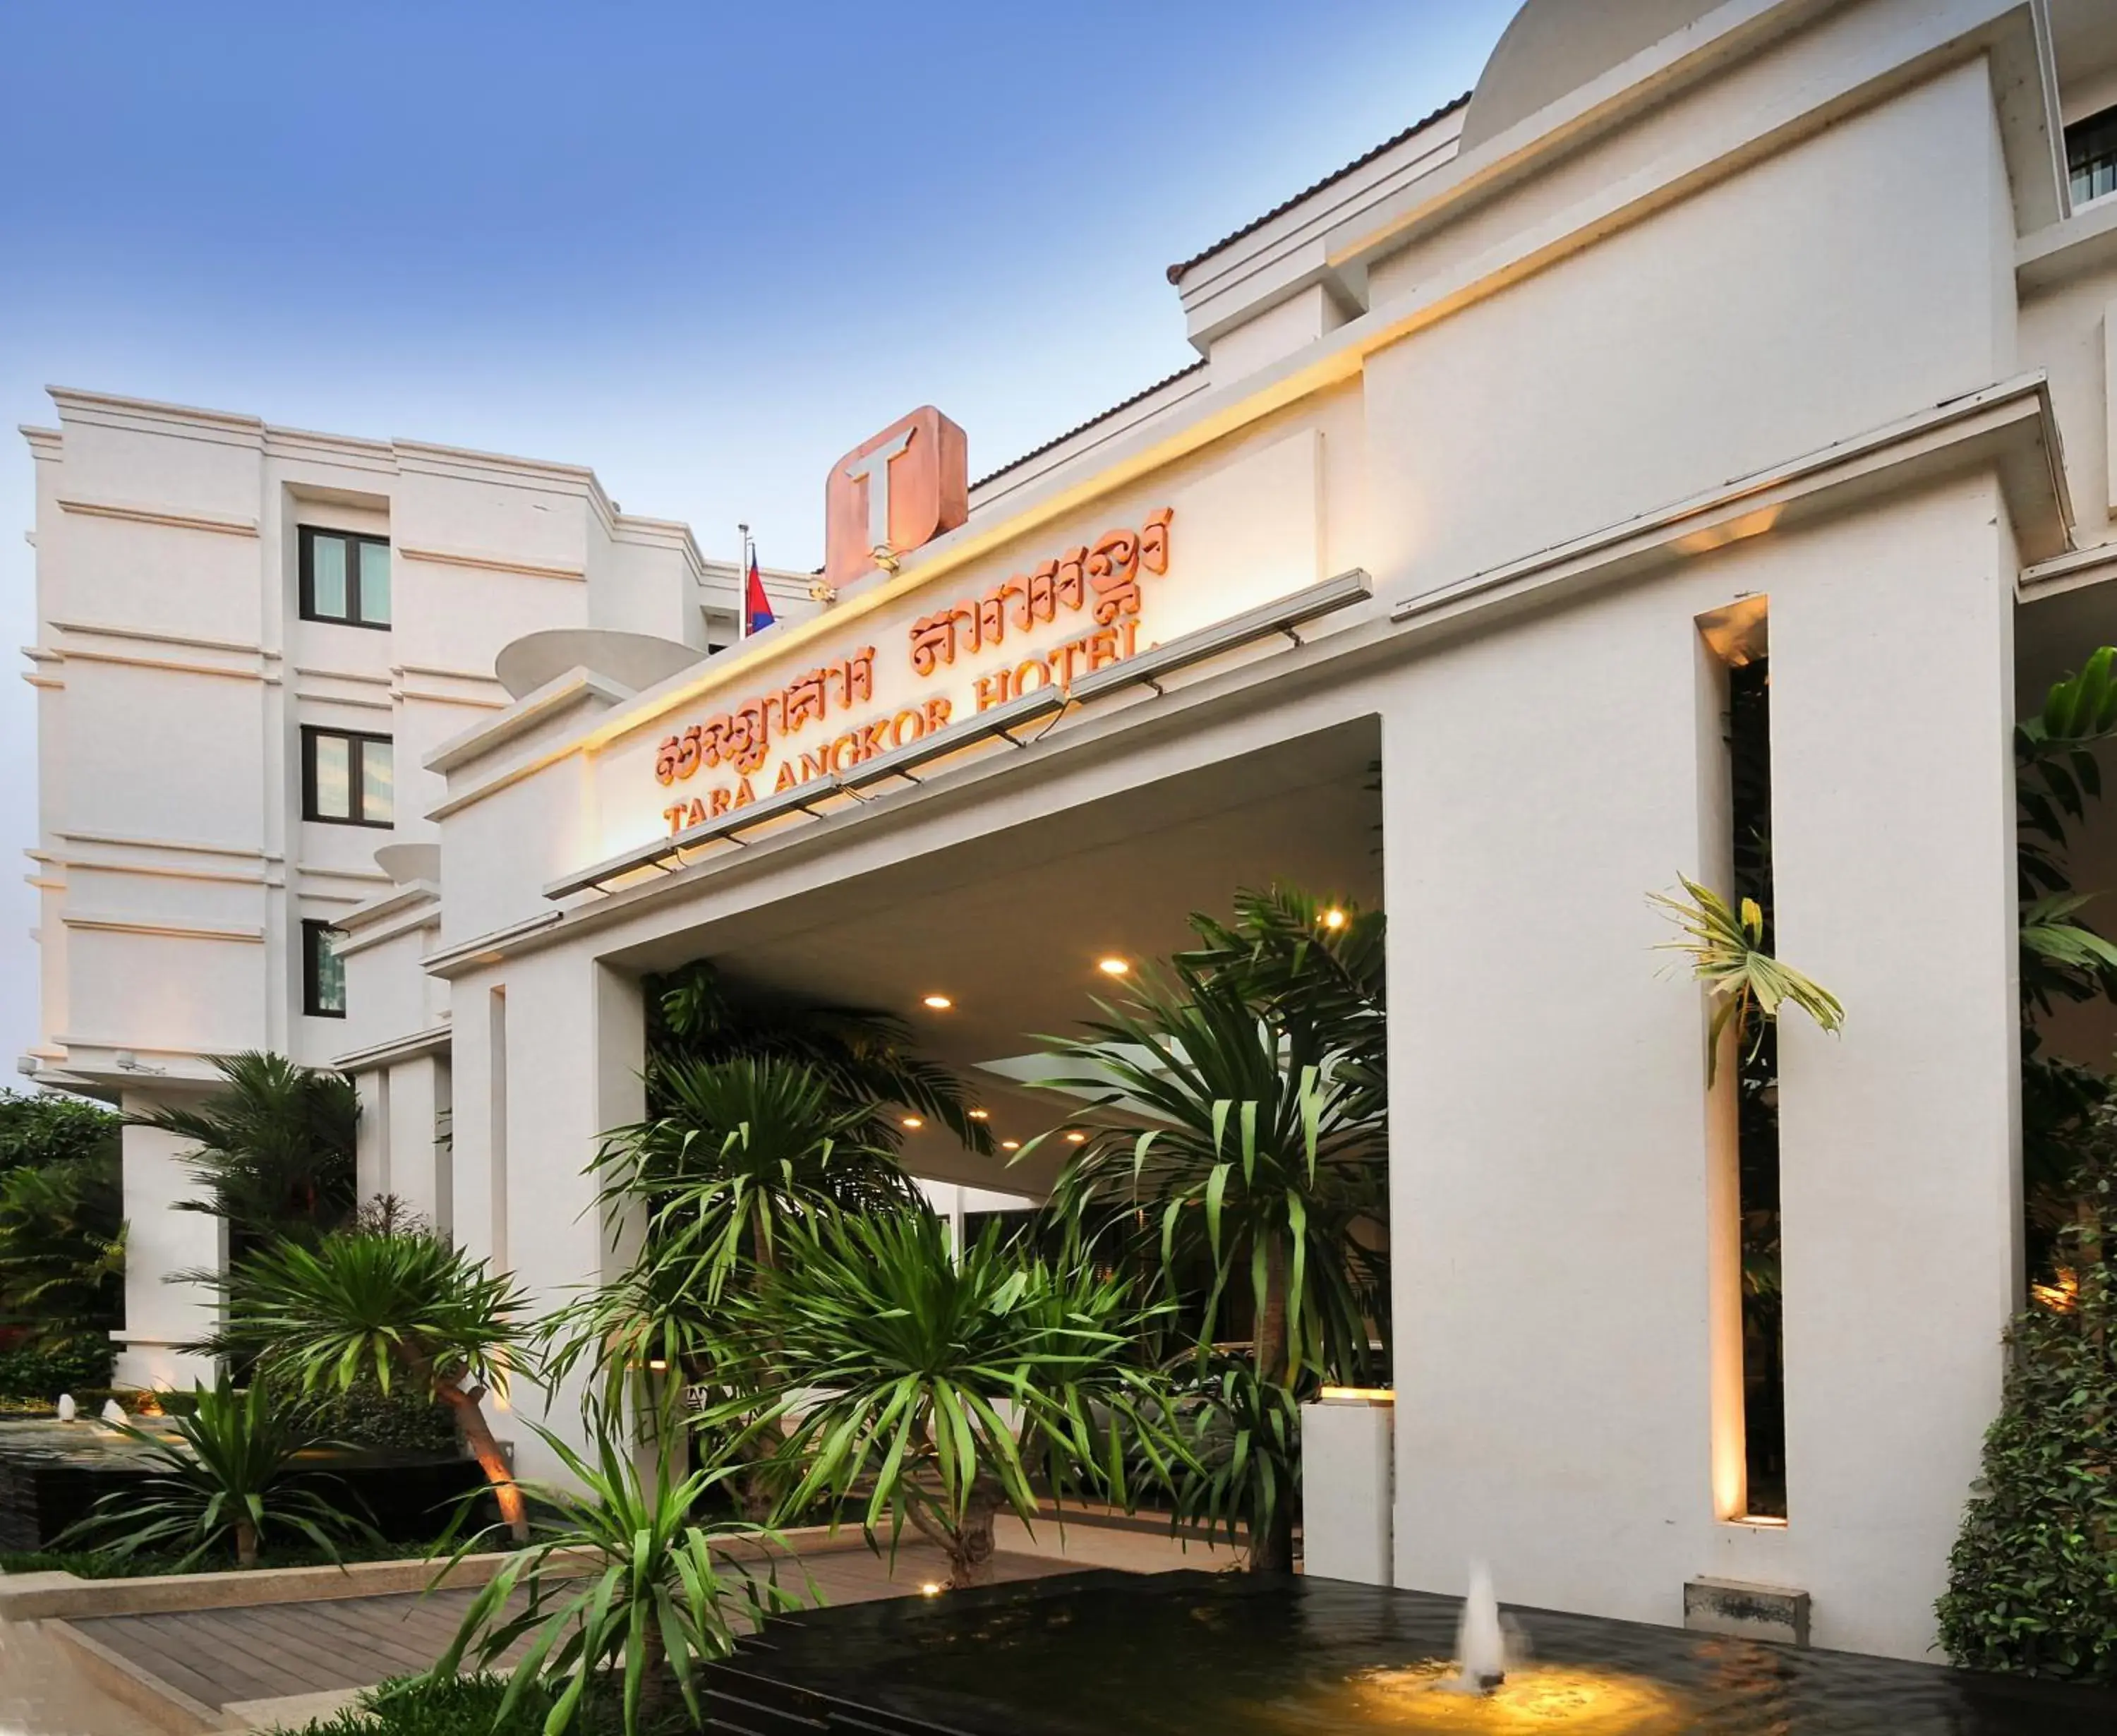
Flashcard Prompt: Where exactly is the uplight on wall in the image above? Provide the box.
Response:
[902,1116,924,1130]
[967,1108,989,1121]
[1097,957,1129,976]
[922,994,953,1010]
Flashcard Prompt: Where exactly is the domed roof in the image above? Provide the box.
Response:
[1461,0,1725,151]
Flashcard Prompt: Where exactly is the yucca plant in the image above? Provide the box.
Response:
[1033,970,1389,1385]
[211,1230,533,1541]
[706,1210,1182,1589]
[1650,875,1844,1085]
[650,960,991,1155]
[1162,1354,1307,1566]
[428,1416,804,1736]
[59,1373,373,1569]
[593,1055,918,1301]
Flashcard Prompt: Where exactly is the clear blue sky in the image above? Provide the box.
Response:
[0,1,1517,1068]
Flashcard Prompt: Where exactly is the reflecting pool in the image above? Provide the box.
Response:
[705,1569,2117,1735]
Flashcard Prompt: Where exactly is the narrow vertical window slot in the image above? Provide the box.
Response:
[1726,651,1786,1521]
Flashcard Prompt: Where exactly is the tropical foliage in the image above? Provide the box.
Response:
[135,1052,358,1252]
[704,1210,1181,1589]
[59,1374,373,1569]
[1027,888,1387,1570]
[211,1230,533,1541]
[649,960,991,1155]
[1938,1111,2117,1682]
[1162,1354,1307,1565]
[0,1092,123,1354]
[592,1056,917,1306]
[1648,876,1844,1085]
[428,1419,801,1736]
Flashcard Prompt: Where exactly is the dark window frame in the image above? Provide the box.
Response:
[2068,104,2117,209]
[298,526,392,629]
[302,919,347,1019]
[301,725,394,828]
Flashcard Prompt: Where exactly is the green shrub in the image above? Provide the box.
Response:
[295,1675,556,1735]
[0,1335,114,1397]
[1938,1164,2117,1682]
[304,1379,458,1454]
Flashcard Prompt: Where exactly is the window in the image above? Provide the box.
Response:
[299,527,392,628]
[2068,104,2117,208]
[303,920,346,1018]
[303,727,393,826]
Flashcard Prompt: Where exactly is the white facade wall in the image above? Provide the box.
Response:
[25,0,2117,1666]
[19,395,808,1385]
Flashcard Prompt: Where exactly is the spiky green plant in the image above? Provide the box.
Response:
[705,1210,1181,1589]
[428,1417,803,1736]
[133,1052,357,1251]
[1162,1354,1306,1567]
[650,960,992,1155]
[1650,876,1844,1085]
[593,1055,918,1303]
[58,1374,373,1569]
[212,1231,532,1541]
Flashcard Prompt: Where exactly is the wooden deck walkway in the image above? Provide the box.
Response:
[64,1544,1073,1718]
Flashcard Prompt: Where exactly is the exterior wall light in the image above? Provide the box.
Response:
[1322,908,1347,930]
[922,994,953,1009]
[1001,1139,1020,1151]
[902,1116,924,1129]
[967,1108,989,1120]
[1097,957,1129,976]
[1066,1131,1087,1143]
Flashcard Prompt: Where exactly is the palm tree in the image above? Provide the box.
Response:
[1030,892,1390,1571]
[548,1055,924,1516]
[212,1230,533,1542]
[706,1210,1181,1589]
[650,960,992,1155]
[133,1052,357,1253]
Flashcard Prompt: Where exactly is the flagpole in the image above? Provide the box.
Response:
[736,522,750,640]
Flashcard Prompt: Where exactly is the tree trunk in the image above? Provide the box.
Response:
[635,1622,669,1725]
[435,1379,529,1543]
[1248,1229,1296,1575]
[906,1473,1003,1590]
[234,1519,258,1567]
[948,1478,1003,1589]
[1254,1231,1290,1386]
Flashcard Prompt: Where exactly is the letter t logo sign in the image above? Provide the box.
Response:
[843,425,916,557]
[823,407,969,590]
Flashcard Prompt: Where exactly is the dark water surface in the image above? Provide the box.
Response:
[709,1569,2117,1735]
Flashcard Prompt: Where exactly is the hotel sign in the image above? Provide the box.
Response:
[653,503,1173,836]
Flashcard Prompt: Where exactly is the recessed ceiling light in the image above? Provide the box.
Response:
[901,1116,923,1130]
[1066,1130,1087,1143]
[922,994,953,1010]
[967,1108,989,1121]
[1097,957,1129,976]
[1001,1139,1020,1151]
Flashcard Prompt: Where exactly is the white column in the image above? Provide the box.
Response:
[114,1090,221,1391]
[1751,476,2020,1658]
[497,951,644,1482]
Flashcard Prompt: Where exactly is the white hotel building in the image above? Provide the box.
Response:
[21,0,2117,1665]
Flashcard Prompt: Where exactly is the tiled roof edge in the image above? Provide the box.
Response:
[1165,90,1472,285]
[970,360,1209,492]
